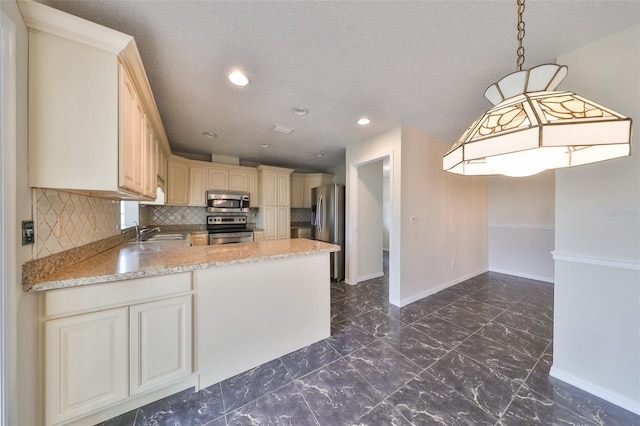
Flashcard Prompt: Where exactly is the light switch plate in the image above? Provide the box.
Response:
[22,220,35,245]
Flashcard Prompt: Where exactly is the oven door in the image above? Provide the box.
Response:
[208,232,254,245]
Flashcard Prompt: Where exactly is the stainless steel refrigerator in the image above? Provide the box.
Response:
[311,184,345,281]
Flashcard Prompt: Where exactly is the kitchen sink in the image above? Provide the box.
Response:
[129,232,188,243]
[144,233,188,241]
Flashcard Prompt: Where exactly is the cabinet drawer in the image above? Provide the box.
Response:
[44,272,192,318]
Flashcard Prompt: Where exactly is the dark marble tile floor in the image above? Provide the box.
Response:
[99,254,640,425]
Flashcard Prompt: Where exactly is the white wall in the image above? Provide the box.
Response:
[357,160,383,280]
[346,124,488,307]
[0,1,39,424]
[346,126,401,301]
[327,153,346,185]
[488,171,555,282]
[552,23,640,414]
[398,125,488,305]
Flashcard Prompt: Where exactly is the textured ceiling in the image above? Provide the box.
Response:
[40,0,640,172]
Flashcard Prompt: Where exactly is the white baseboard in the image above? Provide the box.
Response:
[357,271,384,282]
[397,268,488,307]
[488,267,554,284]
[550,366,640,415]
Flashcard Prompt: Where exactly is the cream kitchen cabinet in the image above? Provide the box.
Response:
[129,296,192,396]
[229,170,249,191]
[157,146,168,183]
[248,172,259,207]
[189,166,208,206]
[44,308,128,425]
[191,233,208,246]
[167,156,190,205]
[166,156,260,206]
[21,1,169,200]
[277,207,291,240]
[41,273,194,426]
[303,173,334,207]
[290,173,334,208]
[208,168,229,191]
[253,230,265,242]
[256,166,294,240]
[290,173,305,208]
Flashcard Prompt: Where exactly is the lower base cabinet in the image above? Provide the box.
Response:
[130,296,192,396]
[190,233,207,246]
[42,274,193,426]
[45,308,129,425]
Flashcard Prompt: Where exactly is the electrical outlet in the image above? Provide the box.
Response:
[22,220,35,245]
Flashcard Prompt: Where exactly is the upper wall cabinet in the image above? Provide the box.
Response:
[19,0,171,200]
[290,173,334,208]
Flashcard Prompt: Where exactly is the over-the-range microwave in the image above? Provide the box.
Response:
[206,190,250,213]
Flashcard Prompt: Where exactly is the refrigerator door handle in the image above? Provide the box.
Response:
[318,195,323,232]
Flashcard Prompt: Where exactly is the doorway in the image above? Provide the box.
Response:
[347,151,399,306]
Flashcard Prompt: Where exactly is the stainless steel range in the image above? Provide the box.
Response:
[207,215,254,245]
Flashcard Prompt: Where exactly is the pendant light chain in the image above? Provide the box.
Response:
[516,0,525,71]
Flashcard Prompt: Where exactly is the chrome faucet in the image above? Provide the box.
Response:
[137,226,161,241]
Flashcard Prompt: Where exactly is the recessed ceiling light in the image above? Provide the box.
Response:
[202,131,218,138]
[292,107,309,116]
[357,117,371,126]
[314,153,324,157]
[260,143,270,148]
[228,70,250,87]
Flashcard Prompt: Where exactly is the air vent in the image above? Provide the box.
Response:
[272,124,294,134]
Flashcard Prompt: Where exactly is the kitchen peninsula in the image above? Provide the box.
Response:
[26,238,338,426]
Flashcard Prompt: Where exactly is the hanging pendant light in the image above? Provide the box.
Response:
[443,0,632,177]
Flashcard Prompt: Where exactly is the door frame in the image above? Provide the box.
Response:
[347,149,400,306]
[1,9,18,425]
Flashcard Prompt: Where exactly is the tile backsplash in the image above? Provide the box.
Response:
[291,208,312,223]
[35,189,121,258]
[147,205,208,225]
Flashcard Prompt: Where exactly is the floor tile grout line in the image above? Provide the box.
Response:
[290,379,322,426]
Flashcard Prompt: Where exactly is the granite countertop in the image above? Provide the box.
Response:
[24,239,340,292]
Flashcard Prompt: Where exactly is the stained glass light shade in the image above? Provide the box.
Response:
[443,64,632,177]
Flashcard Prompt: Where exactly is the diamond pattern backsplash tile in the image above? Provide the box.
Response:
[149,205,208,225]
[35,189,121,258]
[291,208,312,223]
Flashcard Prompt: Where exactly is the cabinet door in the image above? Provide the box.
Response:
[157,147,167,182]
[262,171,278,206]
[44,308,128,426]
[277,206,290,240]
[277,173,290,206]
[189,166,207,206]
[143,117,157,198]
[253,230,264,242]
[303,176,322,208]
[191,234,208,246]
[264,206,277,240]
[130,296,193,396]
[228,170,248,192]
[290,174,304,208]
[207,168,229,190]
[167,160,189,205]
[119,66,142,194]
[248,172,259,207]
